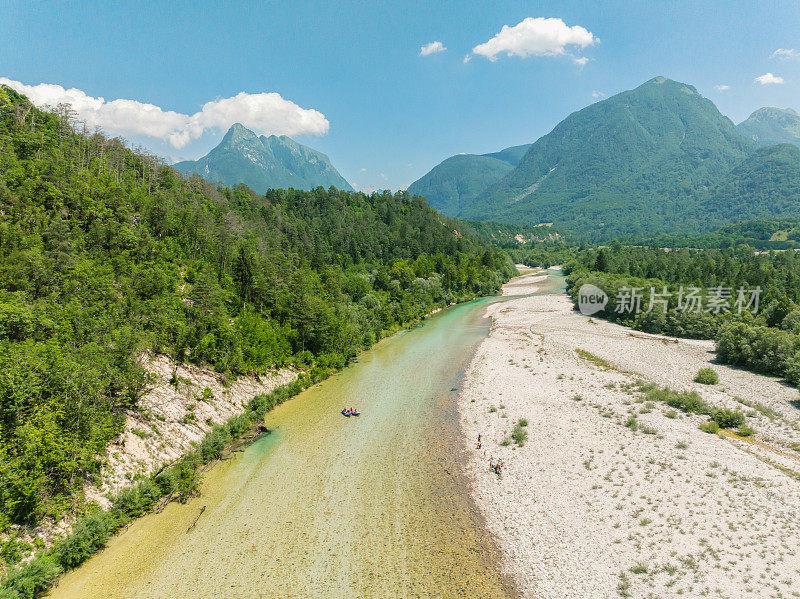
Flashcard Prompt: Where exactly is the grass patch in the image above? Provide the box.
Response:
[637,383,746,429]
[734,396,780,421]
[624,414,638,432]
[575,349,614,370]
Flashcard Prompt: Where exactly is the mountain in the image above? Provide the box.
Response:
[461,77,755,238]
[737,107,800,148]
[174,123,353,192]
[703,143,800,222]
[407,144,530,216]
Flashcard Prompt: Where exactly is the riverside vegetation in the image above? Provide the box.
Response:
[0,85,515,592]
[565,244,800,386]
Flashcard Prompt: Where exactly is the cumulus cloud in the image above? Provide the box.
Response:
[754,72,785,85]
[771,48,800,61]
[419,41,446,56]
[0,77,329,148]
[715,84,730,91]
[469,17,596,63]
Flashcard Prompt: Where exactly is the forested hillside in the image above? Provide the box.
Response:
[0,85,515,531]
[703,144,800,223]
[634,218,800,250]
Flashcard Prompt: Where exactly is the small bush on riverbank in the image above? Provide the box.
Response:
[699,421,720,434]
[694,368,719,385]
[711,408,745,429]
[638,383,748,432]
[511,423,528,446]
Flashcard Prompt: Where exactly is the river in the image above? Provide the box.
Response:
[51,271,565,598]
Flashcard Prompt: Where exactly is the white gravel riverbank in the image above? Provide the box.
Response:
[459,273,800,598]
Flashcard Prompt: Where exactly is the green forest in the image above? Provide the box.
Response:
[0,85,515,535]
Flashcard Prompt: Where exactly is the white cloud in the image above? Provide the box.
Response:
[715,84,730,91]
[771,48,800,61]
[754,72,785,85]
[0,77,329,148]
[469,17,596,63]
[419,41,446,56]
[591,90,606,98]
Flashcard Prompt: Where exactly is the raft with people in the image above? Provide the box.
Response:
[341,408,360,417]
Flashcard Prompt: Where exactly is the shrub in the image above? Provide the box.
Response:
[111,479,161,518]
[662,389,712,416]
[699,421,719,434]
[511,424,528,446]
[226,413,252,438]
[53,511,115,569]
[711,408,745,429]
[694,368,719,385]
[198,425,232,462]
[737,424,755,437]
[173,459,200,503]
[0,554,62,599]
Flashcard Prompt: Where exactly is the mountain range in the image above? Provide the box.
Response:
[174,123,352,192]
[409,77,800,239]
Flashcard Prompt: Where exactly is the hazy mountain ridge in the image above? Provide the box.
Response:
[737,107,800,148]
[175,123,353,192]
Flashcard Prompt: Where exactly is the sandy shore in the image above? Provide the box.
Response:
[459,273,800,598]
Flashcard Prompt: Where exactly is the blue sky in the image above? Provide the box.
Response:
[2,1,800,191]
